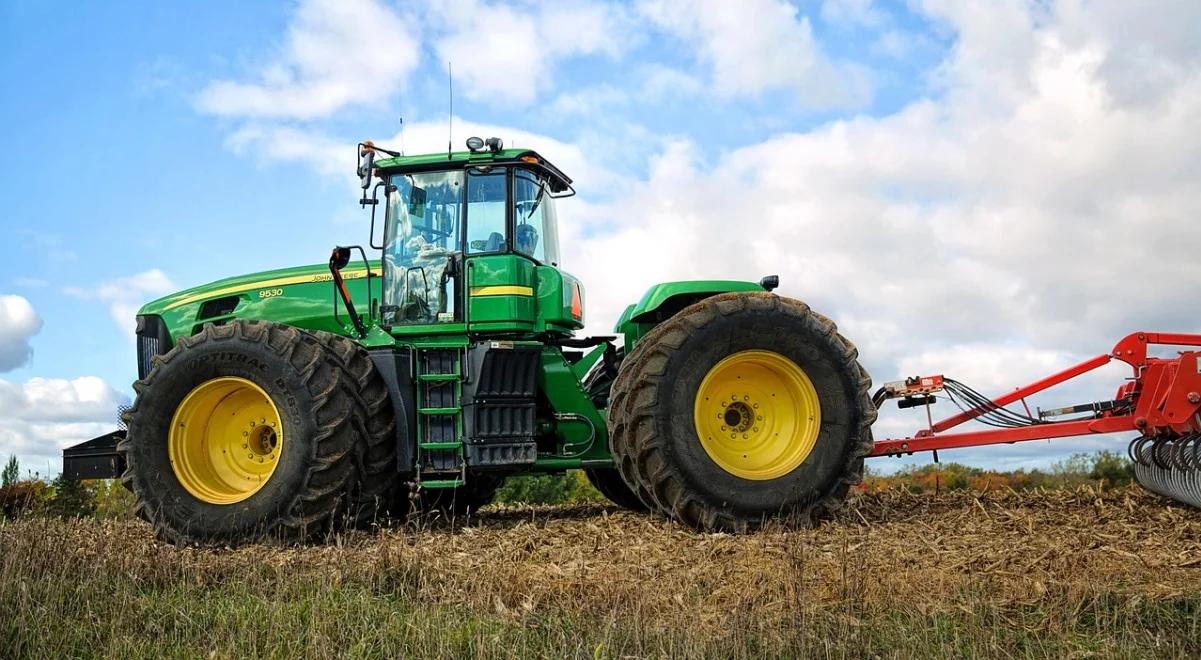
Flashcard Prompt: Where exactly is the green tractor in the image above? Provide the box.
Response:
[64,137,875,545]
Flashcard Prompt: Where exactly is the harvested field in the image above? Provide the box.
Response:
[3,486,1200,658]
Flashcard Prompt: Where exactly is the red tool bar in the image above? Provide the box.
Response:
[870,416,1135,456]
[929,353,1111,433]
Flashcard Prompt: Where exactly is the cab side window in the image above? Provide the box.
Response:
[466,168,507,254]
[514,171,550,263]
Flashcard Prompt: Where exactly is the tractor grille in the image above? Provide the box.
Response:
[135,315,172,380]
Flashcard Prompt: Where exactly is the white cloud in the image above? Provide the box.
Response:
[0,295,42,373]
[638,64,704,103]
[573,1,1201,356]
[196,0,420,120]
[229,115,629,198]
[226,124,351,181]
[639,0,873,108]
[65,270,176,338]
[0,376,128,475]
[429,0,633,106]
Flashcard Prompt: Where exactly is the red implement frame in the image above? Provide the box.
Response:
[870,332,1201,457]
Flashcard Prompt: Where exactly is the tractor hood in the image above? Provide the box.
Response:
[139,262,343,316]
[135,262,379,357]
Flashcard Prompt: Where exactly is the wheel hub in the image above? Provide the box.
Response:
[693,350,822,480]
[168,377,284,505]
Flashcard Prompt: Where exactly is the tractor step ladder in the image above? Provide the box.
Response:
[414,347,466,488]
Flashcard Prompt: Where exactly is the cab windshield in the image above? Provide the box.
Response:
[380,166,562,326]
[382,170,464,325]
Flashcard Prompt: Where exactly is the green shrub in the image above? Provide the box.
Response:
[494,471,604,505]
[90,480,135,519]
[0,480,49,518]
[1088,450,1134,487]
[47,474,95,519]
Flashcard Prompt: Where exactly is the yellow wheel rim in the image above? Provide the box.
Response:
[693,350,821,480]
[168,377,284,505]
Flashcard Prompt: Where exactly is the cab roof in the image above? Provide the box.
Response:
[374,148,573,194]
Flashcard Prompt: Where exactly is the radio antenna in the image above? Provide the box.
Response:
[447,62,453,160]
[398,116,405,156]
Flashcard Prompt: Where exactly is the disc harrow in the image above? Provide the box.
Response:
[1129,434,1201,508]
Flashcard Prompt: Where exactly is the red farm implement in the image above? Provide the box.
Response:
[871,332,1201,507]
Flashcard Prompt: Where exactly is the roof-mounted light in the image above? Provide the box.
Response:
[466,136,485,153]
[485,137,503,154]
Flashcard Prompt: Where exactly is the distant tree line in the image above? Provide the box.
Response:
[860,450,1135,494]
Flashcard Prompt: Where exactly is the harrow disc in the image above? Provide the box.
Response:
[1130,435,1201,508]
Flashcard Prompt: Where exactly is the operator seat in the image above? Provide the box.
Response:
[516,224,539,256]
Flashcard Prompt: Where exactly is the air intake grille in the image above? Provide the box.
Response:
[138,335,160,378]
[135,315,172,380]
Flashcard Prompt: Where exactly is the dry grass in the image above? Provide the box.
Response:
[3,486,1200,658]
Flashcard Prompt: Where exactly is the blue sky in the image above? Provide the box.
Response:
[2,0,1200,475]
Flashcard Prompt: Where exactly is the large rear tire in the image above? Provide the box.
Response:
[118,321,360,546]
[608,292,875,532]
[308,332,398,527]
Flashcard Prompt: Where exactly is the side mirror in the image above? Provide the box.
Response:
[358,147,376,191]
[330,246,352,271]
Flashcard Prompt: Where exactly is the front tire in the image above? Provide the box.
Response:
[119,321,360,546]
[608,292,875,532]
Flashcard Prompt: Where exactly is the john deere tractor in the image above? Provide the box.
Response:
[64,137,875,545]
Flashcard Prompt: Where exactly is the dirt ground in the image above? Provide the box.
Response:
[5,486,1200,657]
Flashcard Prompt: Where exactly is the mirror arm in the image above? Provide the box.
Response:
[329,246,368,338]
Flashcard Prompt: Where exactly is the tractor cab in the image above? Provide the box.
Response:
[358,138,581,335]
